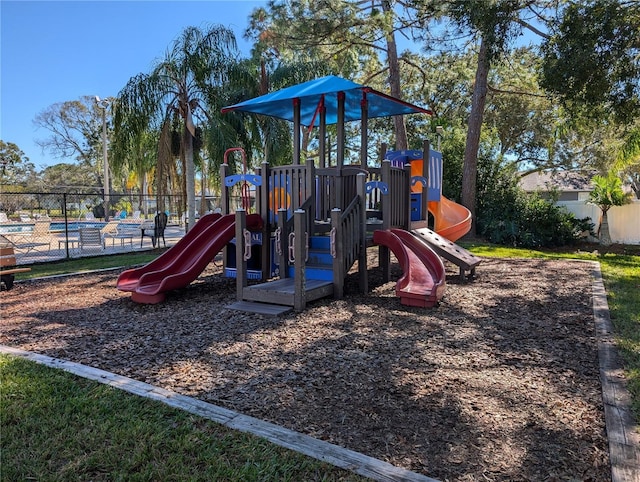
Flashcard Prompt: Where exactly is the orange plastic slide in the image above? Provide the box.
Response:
[408,158,472,242]
[428,196,472,242]
[372,228,446,307]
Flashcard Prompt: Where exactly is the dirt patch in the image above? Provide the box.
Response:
[0,253,610,481]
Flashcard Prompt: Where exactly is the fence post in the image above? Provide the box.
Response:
[63,193,71,258]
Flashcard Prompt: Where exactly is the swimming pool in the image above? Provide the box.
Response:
[0,223,35,234]
[49,221,107,232]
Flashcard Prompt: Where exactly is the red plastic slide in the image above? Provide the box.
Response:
[119,213,263,304]
[373,229,446,307]
[117,212,222,292]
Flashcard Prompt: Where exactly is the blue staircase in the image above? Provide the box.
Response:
[287,235,333,281]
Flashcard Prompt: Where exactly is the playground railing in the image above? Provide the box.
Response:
[382,161,411,230]
[330,192,364,299]
[264,163,311,227]
[316,166,368,221]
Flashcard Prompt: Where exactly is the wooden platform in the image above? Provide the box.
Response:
[226,301,292,317]
[411,227,482,281]
[241,278,333,306]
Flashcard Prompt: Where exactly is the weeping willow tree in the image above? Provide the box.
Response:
[113,25,239,230]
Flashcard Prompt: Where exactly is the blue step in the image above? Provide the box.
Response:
[287,265,333,281]
[307,250,333,266]
[309,236,331,250]
[286,236,333,281]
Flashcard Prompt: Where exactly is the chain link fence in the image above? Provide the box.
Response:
[0,191,242,265]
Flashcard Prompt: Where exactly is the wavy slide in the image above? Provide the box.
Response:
[373,228,446,307]
[117,212,222,292]
[118,213,263,304]
[427,195,472,242]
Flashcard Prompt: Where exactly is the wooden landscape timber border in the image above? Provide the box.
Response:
[590,262,640,481]
[0,344,438,482]
[1,260,638,481]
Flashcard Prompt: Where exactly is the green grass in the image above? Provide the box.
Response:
[21,252,161,279]
[0,355,363,481]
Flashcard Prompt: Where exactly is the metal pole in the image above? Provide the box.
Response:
[96,97,110,221]
[102,108,109,221]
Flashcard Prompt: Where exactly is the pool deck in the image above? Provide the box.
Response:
[7,224,187,265]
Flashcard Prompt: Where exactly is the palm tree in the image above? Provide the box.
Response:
[113,25,238,230]
[589,173,632,246]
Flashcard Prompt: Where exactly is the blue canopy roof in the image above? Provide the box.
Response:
[221,75,431,126]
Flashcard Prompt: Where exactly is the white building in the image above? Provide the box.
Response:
[519,171,639,245]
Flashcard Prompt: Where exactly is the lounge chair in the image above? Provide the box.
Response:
[79,227,103,250]
[98,221,121,248]
[141,212,167,248]
[104,221,138,248]
[0,213,10,223]
[8,221,51,254]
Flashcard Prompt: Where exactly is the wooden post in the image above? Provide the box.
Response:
[422,139,430,225]
[306,158,315,231]
[292,167,301,212]
[319,96,327,168]
[260,161,270,280]
[293,98,301,165]
[337,92,345,168]
[235,209,247,301]
[403,163,412,231]
[357,172,367,293]
[331,208,344,299]
[360,92,368,169]
[380,160,391,282]
[293,209,306,312]
[277,208,288,279]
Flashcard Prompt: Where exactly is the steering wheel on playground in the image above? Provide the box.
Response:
[223,147,262,212]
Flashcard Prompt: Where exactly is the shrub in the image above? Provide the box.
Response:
[475,161,593,247]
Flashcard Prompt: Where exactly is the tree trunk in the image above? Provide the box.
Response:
[156,119,172,216]
[200,164,208,215]
[461,38,489,237]
[382,0,408,150]
[184,127,196,233]
[598,208,612,246]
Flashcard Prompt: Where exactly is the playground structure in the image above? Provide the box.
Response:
[117,75,481,309]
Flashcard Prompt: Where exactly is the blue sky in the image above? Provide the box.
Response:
[1,0,266,169]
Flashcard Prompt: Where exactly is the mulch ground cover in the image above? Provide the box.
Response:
[0,252,610,481]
